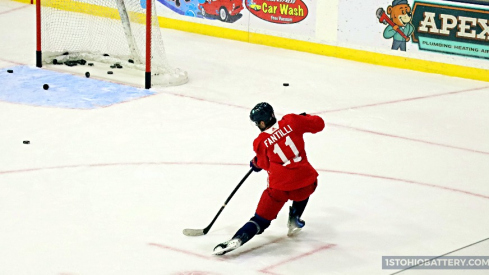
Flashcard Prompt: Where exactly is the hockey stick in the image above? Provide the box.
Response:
[183,168,253,236]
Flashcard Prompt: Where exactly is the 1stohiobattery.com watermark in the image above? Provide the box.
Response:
[382,256,489,270]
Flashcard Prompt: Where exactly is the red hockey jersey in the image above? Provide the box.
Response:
[253,114,325,191]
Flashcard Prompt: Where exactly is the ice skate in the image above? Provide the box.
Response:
[287,206,305,237]
[212,238,242,255]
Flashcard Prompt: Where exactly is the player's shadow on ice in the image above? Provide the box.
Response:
[221,236,288,258]
[221,233,334,259]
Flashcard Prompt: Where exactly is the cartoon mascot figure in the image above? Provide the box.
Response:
[378,0,414,51]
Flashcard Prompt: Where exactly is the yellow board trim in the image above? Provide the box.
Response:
[160,17,250,42]
[14,0,489,82]
[247,33,489,82]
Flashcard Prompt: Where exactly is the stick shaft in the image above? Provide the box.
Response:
[204,168,253,233]
[196,168,253,235]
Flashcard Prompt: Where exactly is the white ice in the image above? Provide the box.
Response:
[1,1,489,274]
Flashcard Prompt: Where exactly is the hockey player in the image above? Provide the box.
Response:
[213,102,325,255]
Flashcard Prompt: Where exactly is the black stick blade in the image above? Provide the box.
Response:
[183,228,206,236]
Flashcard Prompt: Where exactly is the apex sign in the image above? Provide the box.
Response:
[411,1,489,59]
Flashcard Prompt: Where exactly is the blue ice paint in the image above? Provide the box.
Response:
[0,66,155,109]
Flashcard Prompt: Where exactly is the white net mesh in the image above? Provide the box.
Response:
[40,0,188,87]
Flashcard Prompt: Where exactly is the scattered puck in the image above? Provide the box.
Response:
[116,64,122,69]
[88,63,94,66]
[63,52,69,55]
[53,59,58,64]
[7,69,13,73]
[64,61,77,67]
[107,71,113,74]
[283,83,289,86]
[103,53,109,56]
[85,72,90,78]
[23,140,30,144]
[110,65,116,69]
[128,59,134,63]
[43,84,49,90]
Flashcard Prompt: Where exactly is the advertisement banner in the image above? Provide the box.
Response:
[338,0,488,60]
[156,0,316,38]
[245,0,309,24]
[156,0,313,25]
[411,1,489,59]
[247,0,316,38]
[156,0,245,23]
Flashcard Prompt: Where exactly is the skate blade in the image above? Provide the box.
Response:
[212,240,241,255]
[287,227,302,237]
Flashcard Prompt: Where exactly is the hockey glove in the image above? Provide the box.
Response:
[250,157,262,172]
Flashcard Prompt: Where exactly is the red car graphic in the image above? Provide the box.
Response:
[199,0,244,22]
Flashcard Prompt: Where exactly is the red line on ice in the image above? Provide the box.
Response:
[159,90,250,110]
[259,244,336,274]
[0,5,30,16]
[313,86,489,114]
[1,162,488,200]
[0,57,24,66]
[326,123,489,156]
[221,236,288,258]
[156,88,489,157]
[0,161,243,175]
[319,168,489,200]
[148,243,225,262]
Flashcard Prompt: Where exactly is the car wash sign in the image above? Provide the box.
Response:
[245,0,308,24]
[411,1,489,59]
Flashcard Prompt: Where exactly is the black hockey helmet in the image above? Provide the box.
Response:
[250,102,275,128]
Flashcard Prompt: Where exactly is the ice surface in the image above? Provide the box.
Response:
[1,1,488,274]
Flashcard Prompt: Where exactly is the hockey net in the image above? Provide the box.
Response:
[37,0,188,87]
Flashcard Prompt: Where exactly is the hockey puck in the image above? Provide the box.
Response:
[85,72,90,78]
[7,69,13,73]
[53,59,58,64]
[110,65,116,69]
[88,63,94,66]
[23,140,30,144]
[64,61,77,67]
[116,64,122,69]
[128,59,134,63]
[43,84,49,90]
[107,71,113,74]
[283,83,289,86]
[103,53,109,57]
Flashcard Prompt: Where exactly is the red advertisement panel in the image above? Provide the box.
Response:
[246,0,309,24]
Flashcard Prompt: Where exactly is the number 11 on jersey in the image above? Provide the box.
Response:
[273,136,302,166]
